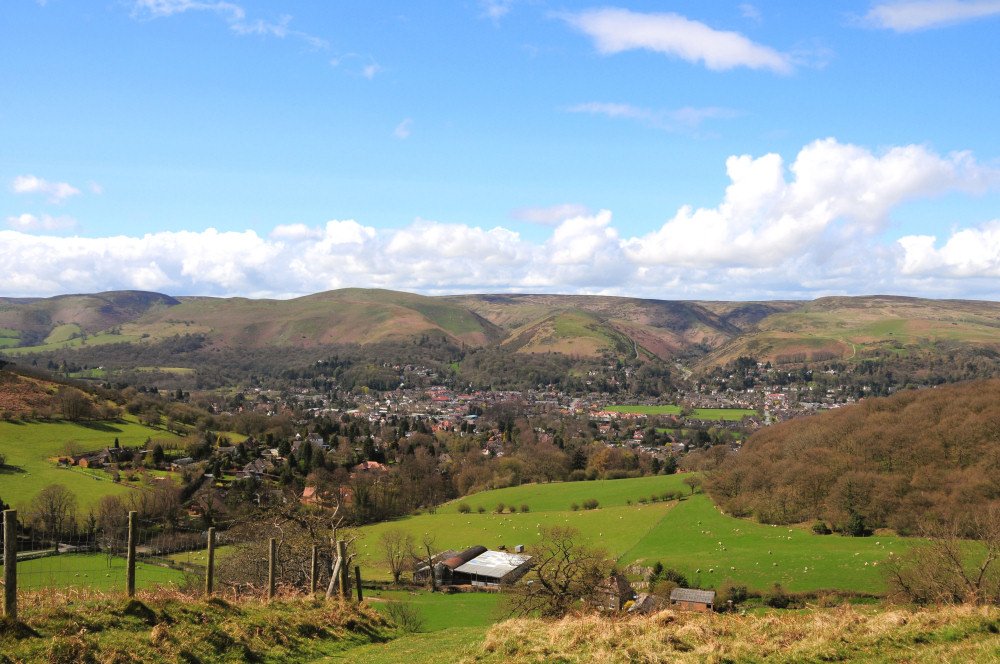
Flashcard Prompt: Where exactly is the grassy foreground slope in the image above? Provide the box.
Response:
[0,594,392,664]
[457,605,1000,664]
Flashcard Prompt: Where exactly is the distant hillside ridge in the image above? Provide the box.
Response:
[701,294,1000,367]
[0,290,179,347]
[4,290,1000,372]
[707,379,1000,533]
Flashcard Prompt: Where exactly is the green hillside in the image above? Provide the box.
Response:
[355,475,913,594]
[0,419,180,510]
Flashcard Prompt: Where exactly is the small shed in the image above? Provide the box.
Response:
[670,587,716,613]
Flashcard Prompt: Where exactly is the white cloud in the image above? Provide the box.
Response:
[11,174,82,204]
[1,139,996,300]
[562,8,792,73]
[362,62,384,79]
[6,213,78,232]
[511,204,592,225]
[481,0,515,21]
[866,0,1000,31]
[623,138,1000,268]
[88,181,105,195]
[898,220,1000,277]
[393,118,413,139]
[566,102,739,132]
[130,0,327,48]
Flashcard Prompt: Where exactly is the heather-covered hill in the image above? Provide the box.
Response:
[0,291,179,347]
[708,380,1000,533]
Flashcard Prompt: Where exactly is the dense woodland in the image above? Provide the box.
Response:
[708,380,1000,534]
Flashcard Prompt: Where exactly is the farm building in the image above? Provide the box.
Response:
[670,587,716,613]
[594,574,636,611]
[414,545,533,588]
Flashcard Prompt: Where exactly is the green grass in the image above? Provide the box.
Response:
[44,323,83,344]
[0,419,180,510]
[619,493,915,593]
[3,552,190,592]
[1,330,143,355]
[327,626,485,664]
[356,475,917,595]
[606,405,756,420]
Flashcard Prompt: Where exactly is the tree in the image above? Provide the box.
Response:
[418,532,438,592]
[380,528,415,584]
[30,484,78,544]
[56,387,96,421]
[503,525,612,617]
[887,506,1000,605]
[662,455,678,475]
[682,475,703,495]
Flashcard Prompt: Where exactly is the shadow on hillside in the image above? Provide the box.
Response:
[76,421,123,432]
[0,464,27,474]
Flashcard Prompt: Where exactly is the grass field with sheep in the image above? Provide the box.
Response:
[355,473,916,594]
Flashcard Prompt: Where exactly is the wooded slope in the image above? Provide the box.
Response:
[708,380,1000,533]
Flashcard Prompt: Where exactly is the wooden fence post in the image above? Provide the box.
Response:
[3,510,16,620]
[310,545,318,594]
[126,511,136,598]
[354,566,362,603]
[337,539,349,599]
[268,538,277,600]
[205,527,215,597]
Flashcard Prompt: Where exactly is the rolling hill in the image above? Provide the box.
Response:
[701,295,1000,367]
[3,290,1000,377]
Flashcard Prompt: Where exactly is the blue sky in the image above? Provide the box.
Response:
[2,0,1000,300]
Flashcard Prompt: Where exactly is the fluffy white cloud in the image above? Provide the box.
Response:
[898,220,1000,277]
[1,139,996,300]
[866,0,1000,31]
[624,138,1000,268]
[11,175,81,204]
[562,8,792,73]
[510,204,591,225]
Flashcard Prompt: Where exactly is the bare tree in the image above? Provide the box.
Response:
[886,505,1000,605]
[503,525,612,618]
[30,484,78,544]
[380,528,415,585]
[417,532,438,592]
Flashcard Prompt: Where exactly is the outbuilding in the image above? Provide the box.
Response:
[669,587,716,613]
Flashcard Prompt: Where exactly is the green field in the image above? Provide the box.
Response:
[0,419,180,510]
[356,475,915,595]
[2,552,189,592]
[606,405,756,420]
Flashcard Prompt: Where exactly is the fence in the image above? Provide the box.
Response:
[1,509,360,620]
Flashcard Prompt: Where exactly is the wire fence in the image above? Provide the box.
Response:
[1,509,358,620]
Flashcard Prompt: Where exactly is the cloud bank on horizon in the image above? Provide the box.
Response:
[4,139,998,301]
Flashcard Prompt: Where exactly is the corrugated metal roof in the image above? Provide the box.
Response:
[670,588,716,604]
[454,550,532,579]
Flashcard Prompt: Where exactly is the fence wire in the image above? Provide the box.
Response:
[2,510,348,618]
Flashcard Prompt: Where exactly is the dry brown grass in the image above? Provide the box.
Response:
[460,605,1000,663]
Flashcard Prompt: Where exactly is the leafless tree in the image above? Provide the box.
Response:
[379,528,414,585]
[503,525,612,618]
[886,505,1000,605]
[30,484,78,544]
